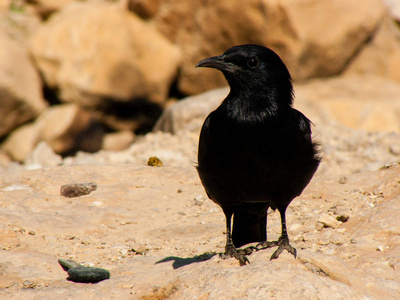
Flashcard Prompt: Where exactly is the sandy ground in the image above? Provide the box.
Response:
[1,80,400,298]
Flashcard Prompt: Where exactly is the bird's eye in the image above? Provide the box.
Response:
[247,58,259,68]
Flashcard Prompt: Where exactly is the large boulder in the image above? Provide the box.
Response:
[345,14,400,83]
[25,141,63,168]
[36,103,104,155]
[1,122,40,162]
[1,103,104,162]
[145,0,385,95]
[30,2,181,130]
[0,30,47,138]
[154,76,400,134]
[102,130,136,151]
[153,87,229,134]
[295,76,400,132]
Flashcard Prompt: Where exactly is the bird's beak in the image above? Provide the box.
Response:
[196,55,237,73]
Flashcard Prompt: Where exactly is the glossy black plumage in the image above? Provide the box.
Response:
[196,45,320,264]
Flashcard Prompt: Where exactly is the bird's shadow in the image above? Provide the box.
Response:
[156,252,217,269]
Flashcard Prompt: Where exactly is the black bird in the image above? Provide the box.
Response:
[195,45,320,265]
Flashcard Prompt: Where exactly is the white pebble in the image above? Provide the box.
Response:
[1,184,32,191]
[317,214,342,229]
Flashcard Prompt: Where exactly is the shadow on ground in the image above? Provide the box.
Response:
[156,252,217,269]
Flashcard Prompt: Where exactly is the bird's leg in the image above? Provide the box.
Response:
[270,208,297,260]
[254,208,297,260]
[254,209,278,250]
[221,209,250,265]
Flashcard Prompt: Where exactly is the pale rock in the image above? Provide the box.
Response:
[29,2,181,108]
[295,76,400,132]
[318,214,343,229]
[36,103,103,155]
[150,0,385,94]
[1,122,40,162]
[324,248,336,256]
[102,130,135,151]
[25,141,63,168]
[389,144,400,155]
[345,15,400,84]
[384,0,400,21]
[315,222,325,231]
[0,1,9,11]
[155,76,400,134]
[0,29,47,138]
[153,87,229,133]
[0,150,12,169]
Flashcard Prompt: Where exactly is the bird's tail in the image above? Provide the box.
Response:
[232,202,269,248]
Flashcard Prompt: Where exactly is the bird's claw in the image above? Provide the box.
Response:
[253,238,297,260]
[270,237,297,260]
[221,243,252,266]
[255,240,278,250]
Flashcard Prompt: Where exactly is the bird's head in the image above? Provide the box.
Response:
[196,44,293,107]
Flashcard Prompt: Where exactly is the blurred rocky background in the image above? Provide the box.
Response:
[0,0,399,166]
[1,1,400,298]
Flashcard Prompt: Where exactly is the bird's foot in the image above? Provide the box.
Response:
[270,237,297,260]
[220,243,251,266]
[255,240,279,250]
[254,237,297,260]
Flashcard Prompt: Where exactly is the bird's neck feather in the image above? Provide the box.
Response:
[222,85,292,122]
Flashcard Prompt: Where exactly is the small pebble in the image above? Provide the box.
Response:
[338,176,348,184]
[147,156,163,167]
[194,195,203,206]
[389,145,400,155]
[22,280,35,288]
[1,184,31,191]
[315,222,325,231]
[68,267,110,283]
[289,223,302,232]
[325,248,336,255]
[61,183,97,198]
[81,239,90,246]
[59,259,110,283]
[318,214,342,229]
[350,238,357,244]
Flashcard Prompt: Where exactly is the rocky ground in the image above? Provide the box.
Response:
[1,78,400,299]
